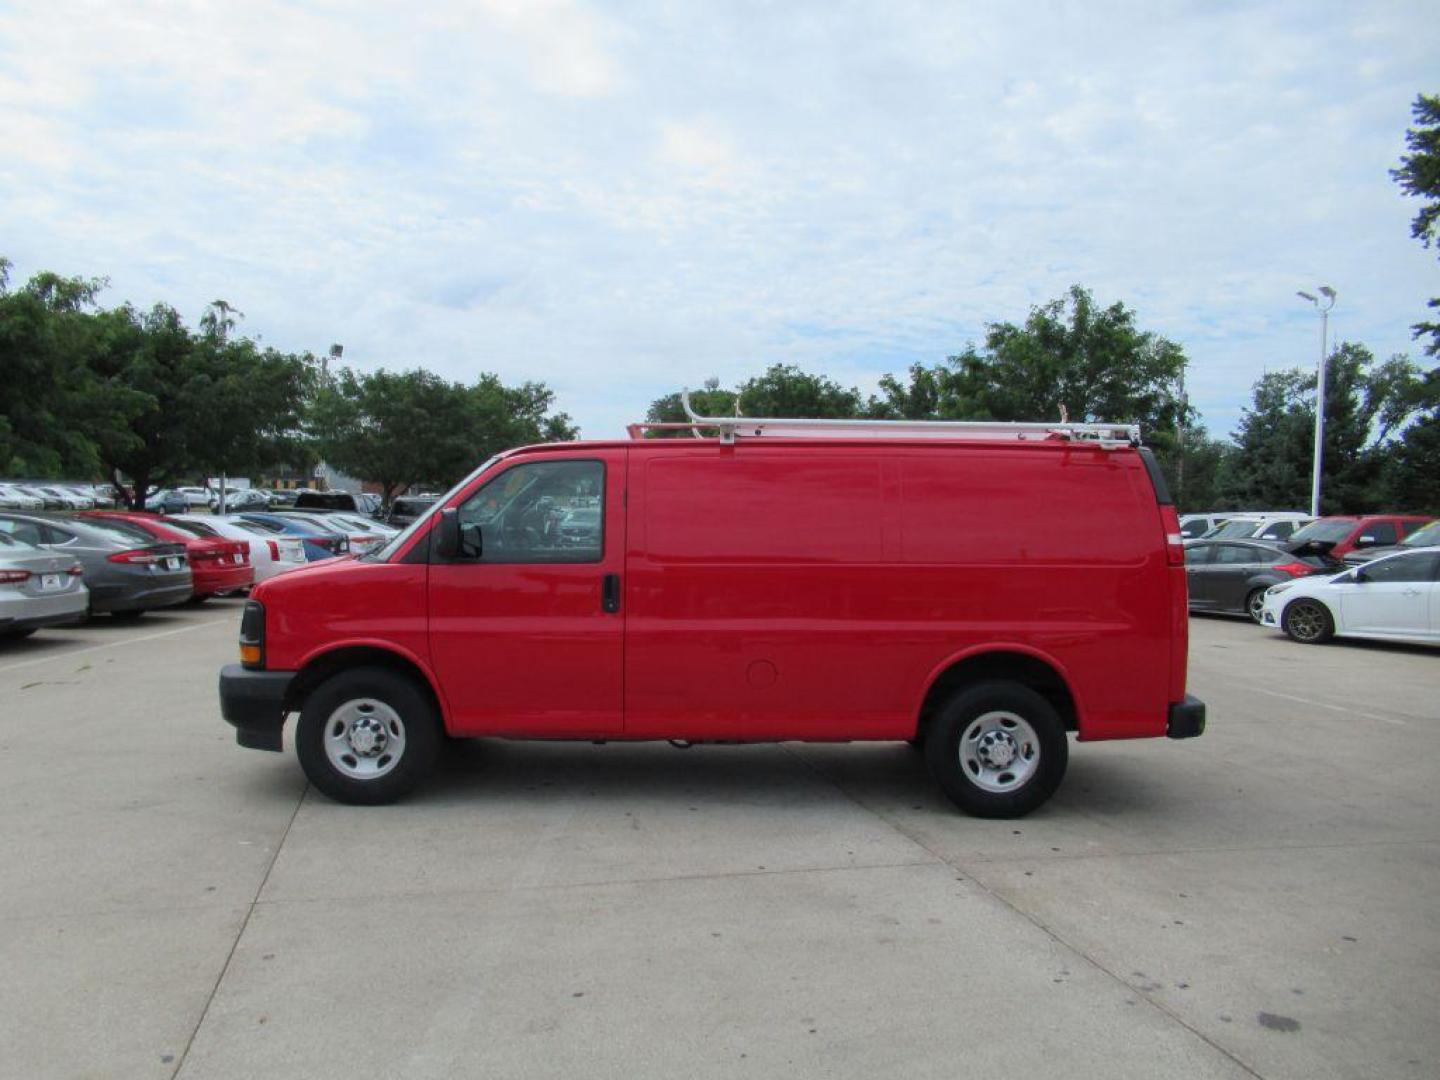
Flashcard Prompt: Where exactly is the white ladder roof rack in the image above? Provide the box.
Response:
[624,390,1141,448]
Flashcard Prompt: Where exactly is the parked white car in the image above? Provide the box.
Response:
[1203,513,1313,543]
[0,484,46,510]
[31,485,95,510]
[169,516,307,584]
[1179,513,1230,539]
[175,486,211,508]
[1260,547,1440,646]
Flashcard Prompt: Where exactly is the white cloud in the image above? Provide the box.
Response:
[1,0,1437,444]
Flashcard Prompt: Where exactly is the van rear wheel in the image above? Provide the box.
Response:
[925,681,1068,818]
[296,667,441,805]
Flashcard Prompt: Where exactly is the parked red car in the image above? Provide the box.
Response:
[1286,514,1434,560]
[79,511,253,598]
[218,414,1204,818]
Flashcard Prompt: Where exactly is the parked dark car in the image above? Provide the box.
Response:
[1341,519,1440,567]
[386,495,437,527]
[0,512,192,618]
[1184,539,1330,623]
[208,488,270,512]
[144,489,190,514]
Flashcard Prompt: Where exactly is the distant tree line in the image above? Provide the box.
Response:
[4,257,1435,517]
[0,258,577,509]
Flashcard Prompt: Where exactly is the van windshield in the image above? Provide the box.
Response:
[368,457,500,562]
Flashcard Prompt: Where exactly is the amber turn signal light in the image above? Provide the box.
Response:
[239,644,262,666]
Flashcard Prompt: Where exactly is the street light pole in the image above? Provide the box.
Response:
[1295,286,1336,517]
[1176,362,1187,506]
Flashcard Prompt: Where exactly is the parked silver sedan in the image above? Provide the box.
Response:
[0,531,88,639]
[0,513,192,619]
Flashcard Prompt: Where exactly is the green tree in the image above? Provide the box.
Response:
[1170,427,1236,513]
[1392,92,1440,356]
[645,366,869,437]
[84,302,214,507]
[736,364,865,418]
[0,262,147,478]
[183,302,318,503]
[1381,367,1440,511]
[871,286,1191,478]
[311,368,577,505]
[1222,345,1435,512]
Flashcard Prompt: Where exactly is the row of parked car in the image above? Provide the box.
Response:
[0,507,403,641]
[1182,510,1440,646]
[2,479,442,527]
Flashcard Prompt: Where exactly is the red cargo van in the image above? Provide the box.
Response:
[219,413,1204,817]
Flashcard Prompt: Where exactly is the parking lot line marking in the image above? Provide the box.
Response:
[1243,685,1407,725]
[0,616,236,676]
[172,783,309,1079]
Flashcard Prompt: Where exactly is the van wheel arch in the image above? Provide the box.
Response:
[286,646,447,731]
[915,651,1079,743]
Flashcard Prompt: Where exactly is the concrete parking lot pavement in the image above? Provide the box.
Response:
[0,608,1436,1079]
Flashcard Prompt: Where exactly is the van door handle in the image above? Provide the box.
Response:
[602,573,621,613]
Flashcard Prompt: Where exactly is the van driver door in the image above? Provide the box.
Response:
[427,450,626,736]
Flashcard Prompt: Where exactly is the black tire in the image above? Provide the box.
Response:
[924,680,1068,818]
[296,666,441,805]
[1,627,37,639]
[1245,587,1268,624]
[111,609,145,622]
[1282,598,1335,644]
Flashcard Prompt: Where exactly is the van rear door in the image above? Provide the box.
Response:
[427,449,626,737]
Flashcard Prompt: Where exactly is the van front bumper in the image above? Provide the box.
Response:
[1167,694,1206,739]
[219,664,294,751]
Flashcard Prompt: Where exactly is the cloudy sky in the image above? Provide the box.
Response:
[2,1,1437,440]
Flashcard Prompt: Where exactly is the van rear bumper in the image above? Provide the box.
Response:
[219,664,294,751]
[1166,694,1206,739]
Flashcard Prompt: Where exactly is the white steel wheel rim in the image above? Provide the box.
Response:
[324,698,407,780]
[959,710,1040,794]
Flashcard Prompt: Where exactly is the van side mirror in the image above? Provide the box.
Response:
[1352,567,1369,583]
[434,508,460,559]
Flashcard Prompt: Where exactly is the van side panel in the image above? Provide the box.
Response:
[625,447,902,740]
[625,441,1173,742]
[894,447,1170,739]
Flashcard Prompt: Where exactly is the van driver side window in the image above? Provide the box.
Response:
[457,459,604,563]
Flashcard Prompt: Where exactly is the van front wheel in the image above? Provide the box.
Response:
[296,667,440,805]
[925,681,1068,818]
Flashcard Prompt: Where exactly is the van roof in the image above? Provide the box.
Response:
[500,435,1146,460]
